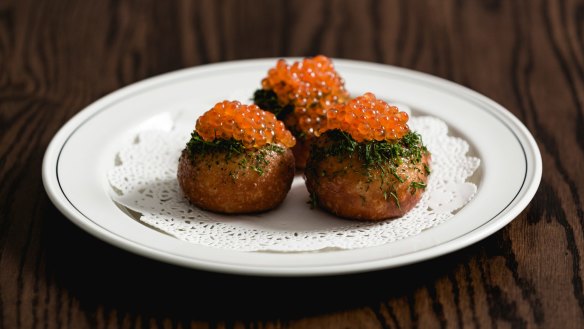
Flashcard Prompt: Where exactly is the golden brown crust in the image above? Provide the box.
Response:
[305,152,430,221]
[291,137,310,169]
[177,147,295,214]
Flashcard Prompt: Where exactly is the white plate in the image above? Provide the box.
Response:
[42,58,542,276]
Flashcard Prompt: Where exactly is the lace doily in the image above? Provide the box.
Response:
[107,116,480,252]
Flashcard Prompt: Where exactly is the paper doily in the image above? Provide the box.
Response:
[107,116,480,252]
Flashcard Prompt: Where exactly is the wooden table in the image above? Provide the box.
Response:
[2,0,583,327]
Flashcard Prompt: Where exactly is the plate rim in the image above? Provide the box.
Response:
[42,58,542,276]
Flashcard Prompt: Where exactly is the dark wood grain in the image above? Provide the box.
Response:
[1,0,583,328]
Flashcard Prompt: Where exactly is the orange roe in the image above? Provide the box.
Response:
[320,93,410,142]
[261,55,350,136]
[195,101,296,149]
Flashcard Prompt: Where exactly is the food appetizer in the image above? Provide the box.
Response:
[177,101,296,214]
[253,55,350,169]
[305,93,431,221]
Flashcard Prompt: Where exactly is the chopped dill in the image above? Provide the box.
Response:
[262,144,286,154]
[307,129,429,208]
[390,167,405,183]
[389,191,400,209]
[253,89,294,120]
[186,131,244,160]
[309,129,428,169]
[186,131,285,177]
[409,181,427,194]
[424,163,432,175]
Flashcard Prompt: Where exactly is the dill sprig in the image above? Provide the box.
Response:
[310,130,428,168]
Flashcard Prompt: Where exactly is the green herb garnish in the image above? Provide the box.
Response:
[409,181,427,194]
[307,130,429,208]
[424,163,432,175]
[186,131,284,177]
[389,191,400,209]
[253,89,294,120]
[309,130,428,169]
[186,131,244,159]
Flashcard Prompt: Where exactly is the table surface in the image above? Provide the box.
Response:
[2,0,583,328]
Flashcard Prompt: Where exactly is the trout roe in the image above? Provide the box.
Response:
[320,93,410,142]
[261,55,350,136]
[196,101,296,149]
